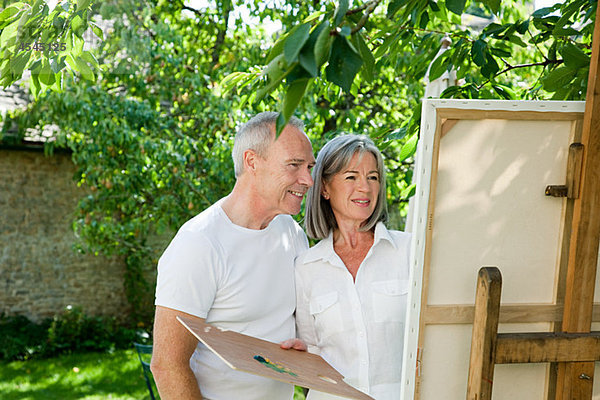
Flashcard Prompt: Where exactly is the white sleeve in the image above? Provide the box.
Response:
[155,229,222,318]
[294,266,320,354]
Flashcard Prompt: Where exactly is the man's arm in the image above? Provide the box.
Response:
[151,306,204,399]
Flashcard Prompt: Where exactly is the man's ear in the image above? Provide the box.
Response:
[243,149,259,174]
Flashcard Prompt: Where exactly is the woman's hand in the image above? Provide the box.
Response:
[279,338,308,351]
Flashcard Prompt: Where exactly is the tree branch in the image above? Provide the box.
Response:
[211,3,232,67]
[351,0,383,34]
[477,59,564,90]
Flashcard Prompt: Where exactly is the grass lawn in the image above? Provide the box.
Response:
[0,349,307,399]
[0,350,149,400]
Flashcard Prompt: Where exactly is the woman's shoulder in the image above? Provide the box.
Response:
[295,237,333,267]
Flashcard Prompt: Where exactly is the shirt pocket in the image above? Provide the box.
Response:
[372,279,409,323]
[309,291,344,339]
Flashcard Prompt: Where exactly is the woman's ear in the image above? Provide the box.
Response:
[321,190,330,200]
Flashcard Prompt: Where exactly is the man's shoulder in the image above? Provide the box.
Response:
[179,201,225,235]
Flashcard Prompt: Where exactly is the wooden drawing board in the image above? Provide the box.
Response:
[400,99,600,400]
[177,316,374,400]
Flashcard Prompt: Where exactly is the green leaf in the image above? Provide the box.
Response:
[492,84,515,100]
[302,11,325,24]
[355,32,375,82]
[314,21,332,67]
[481,53,499,78]
[542,66,576,92]
[77,0,93,12]
[90,22,104,41]
[284,23,310,63]
[471,39,487,66]
[81,50,99,69]
[446,0,466,15]
[387,0,408,18]
[553,26,580,37]
[482,23,508,38]
[71,14,86,37]
[482,0,500,14]
[515,20,529,34]
[0,3,24,25]
[38,59,56,85]
[490,46,511,58]
[389,126,408,141]
[532,7,553,18]
[282,78,309,123]
[429,1,440,12]
[0,18,19,48]
[419,11,429,29]
[325,35,363,92]
[428,51,451,81]
[267,35,286,64]
[373,32,398,59]
[398,134,418,162]
[29,69,41,98]
[299,49,317,77]
[334,0,349,26]
[9,50,31,76]
[559,43,590,69]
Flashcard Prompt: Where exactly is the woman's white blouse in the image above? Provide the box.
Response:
[295,222,412,400]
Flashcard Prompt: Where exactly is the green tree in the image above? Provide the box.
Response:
[5,0,592,323]
[225,0,595,137]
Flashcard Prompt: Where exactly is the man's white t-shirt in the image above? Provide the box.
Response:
[155,199,308,400]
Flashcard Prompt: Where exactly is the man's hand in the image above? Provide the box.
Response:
[279,338,308,351]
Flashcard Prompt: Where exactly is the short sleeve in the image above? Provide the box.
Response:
[155,229,222,318]
[290,217,309,255]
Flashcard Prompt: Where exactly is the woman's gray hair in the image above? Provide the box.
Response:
[305,134,388,239]
[232,112,304,178]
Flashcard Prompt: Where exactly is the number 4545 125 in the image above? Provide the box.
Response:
[19,42,66,51]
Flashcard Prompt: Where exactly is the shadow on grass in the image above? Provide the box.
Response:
[0,349,152,400]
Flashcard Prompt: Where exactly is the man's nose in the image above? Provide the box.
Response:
[300,167,314,187]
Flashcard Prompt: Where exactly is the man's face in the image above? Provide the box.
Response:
[255,125,315,216]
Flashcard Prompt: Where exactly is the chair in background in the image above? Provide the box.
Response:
[134,342,157,400]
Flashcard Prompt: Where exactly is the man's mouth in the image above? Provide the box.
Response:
[289,190,305,198]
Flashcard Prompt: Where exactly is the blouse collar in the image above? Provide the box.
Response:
[303,221,396,265]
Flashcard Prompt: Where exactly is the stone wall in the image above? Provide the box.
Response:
[0,146,130,322]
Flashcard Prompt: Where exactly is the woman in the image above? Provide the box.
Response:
[295,134,411,400]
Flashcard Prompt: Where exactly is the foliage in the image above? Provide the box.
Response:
[233,0,596,127]
[0,0,100,98]
[3,0,594,324]
[0,314,50,361]
[0,308,149,361]
[0,349,150,399]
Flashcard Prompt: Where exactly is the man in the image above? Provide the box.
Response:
[151,112,315,400]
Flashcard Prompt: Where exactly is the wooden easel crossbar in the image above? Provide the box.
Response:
[466,267,600,400]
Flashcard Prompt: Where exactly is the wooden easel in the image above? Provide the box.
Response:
[467,3,600,398]
[466,267,600,400]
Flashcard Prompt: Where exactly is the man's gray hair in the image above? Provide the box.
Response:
[232,112,305,178]
[305,134,388,239]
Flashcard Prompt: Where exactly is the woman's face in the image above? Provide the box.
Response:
[323,151,380,228]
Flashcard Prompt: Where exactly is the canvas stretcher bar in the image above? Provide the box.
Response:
[401,99,588,400]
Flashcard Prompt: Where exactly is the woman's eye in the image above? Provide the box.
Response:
[368,175,379,181]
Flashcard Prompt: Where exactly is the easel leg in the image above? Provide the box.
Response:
[466,267,502,400]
